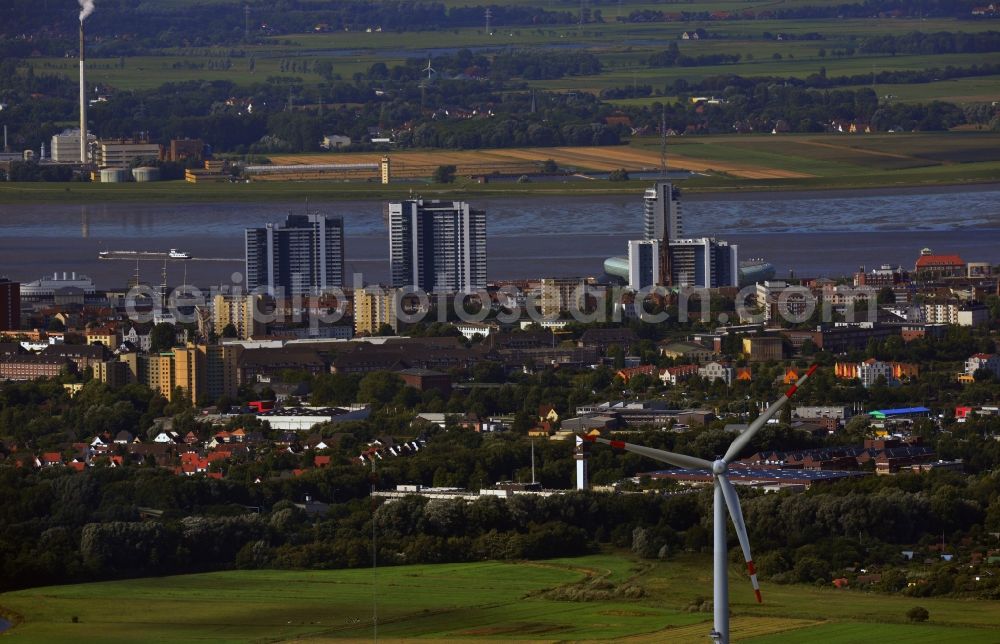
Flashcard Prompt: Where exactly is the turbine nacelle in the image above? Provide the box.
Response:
[711,459,726,475]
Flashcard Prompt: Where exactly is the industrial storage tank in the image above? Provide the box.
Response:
[132,166,160,182]
[100,168,129,183]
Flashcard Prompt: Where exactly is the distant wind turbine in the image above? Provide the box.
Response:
[422,58,436,80]
[581,364,818,644]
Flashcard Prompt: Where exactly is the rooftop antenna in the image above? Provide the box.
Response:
[660,104,668,178]
[581,365,819,644]
[369,456,379,641]
[160,258,168,309]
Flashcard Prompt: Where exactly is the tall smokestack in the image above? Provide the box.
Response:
[80,21,87,164]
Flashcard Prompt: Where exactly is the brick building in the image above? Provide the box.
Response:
[0,355,74,380]
[0,279,19,331]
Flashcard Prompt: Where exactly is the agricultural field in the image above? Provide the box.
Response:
[25,12,1000,94]
[2,553,999,642]
[534,51,998,92]
[268,145,812,178]
[848,76,1000,106]
[2,132,998,203]
[267,131,1000,180]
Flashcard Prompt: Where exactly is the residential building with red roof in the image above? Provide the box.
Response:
[659,364,699,386]
[615,364,658,384]
[914,250,965,277]
[41,452,63,466]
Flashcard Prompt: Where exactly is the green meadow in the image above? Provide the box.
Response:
[25,10,1000,95]
[2,553,998,642]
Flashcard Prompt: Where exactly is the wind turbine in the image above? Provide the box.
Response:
[580,364,818,644]
[422,58,436,80]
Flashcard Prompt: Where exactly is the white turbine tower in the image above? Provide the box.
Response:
[581,364,817,644]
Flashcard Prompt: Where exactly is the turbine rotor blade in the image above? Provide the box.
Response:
[723,364,818,463]
[581,435,713,470]
[718,474,762,603]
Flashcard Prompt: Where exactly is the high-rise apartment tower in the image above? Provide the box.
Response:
[388,200,486,293]
[245,213,345,296]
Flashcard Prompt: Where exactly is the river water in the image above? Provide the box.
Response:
[1,185,998,289]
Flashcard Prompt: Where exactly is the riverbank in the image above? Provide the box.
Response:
[1,166,999,204]
[2,188,998,289]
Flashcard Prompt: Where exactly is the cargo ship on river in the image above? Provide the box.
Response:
[99,249,191,260]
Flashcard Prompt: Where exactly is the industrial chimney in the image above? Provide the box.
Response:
[79,21,87,164]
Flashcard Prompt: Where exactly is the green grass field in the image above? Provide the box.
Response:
[2,553,999,642]
[23,11,999,94]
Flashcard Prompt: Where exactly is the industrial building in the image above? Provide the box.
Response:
[244,157,391,184]
[168,138,205,161]
[97,138,162,169]
[19,272,96,300]
[256,406,371,431]
[50,129,96,163]
[643,467,867,489]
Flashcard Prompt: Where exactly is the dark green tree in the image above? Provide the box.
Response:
[432,164,457,183]
[149,323,177,353]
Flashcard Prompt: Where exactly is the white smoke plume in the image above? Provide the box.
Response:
[79,0,95,22]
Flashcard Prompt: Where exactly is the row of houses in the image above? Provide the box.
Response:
[737,438,942,475]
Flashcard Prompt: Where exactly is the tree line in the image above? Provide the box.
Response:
[860,30,1000,55]
[0,0,580,54]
